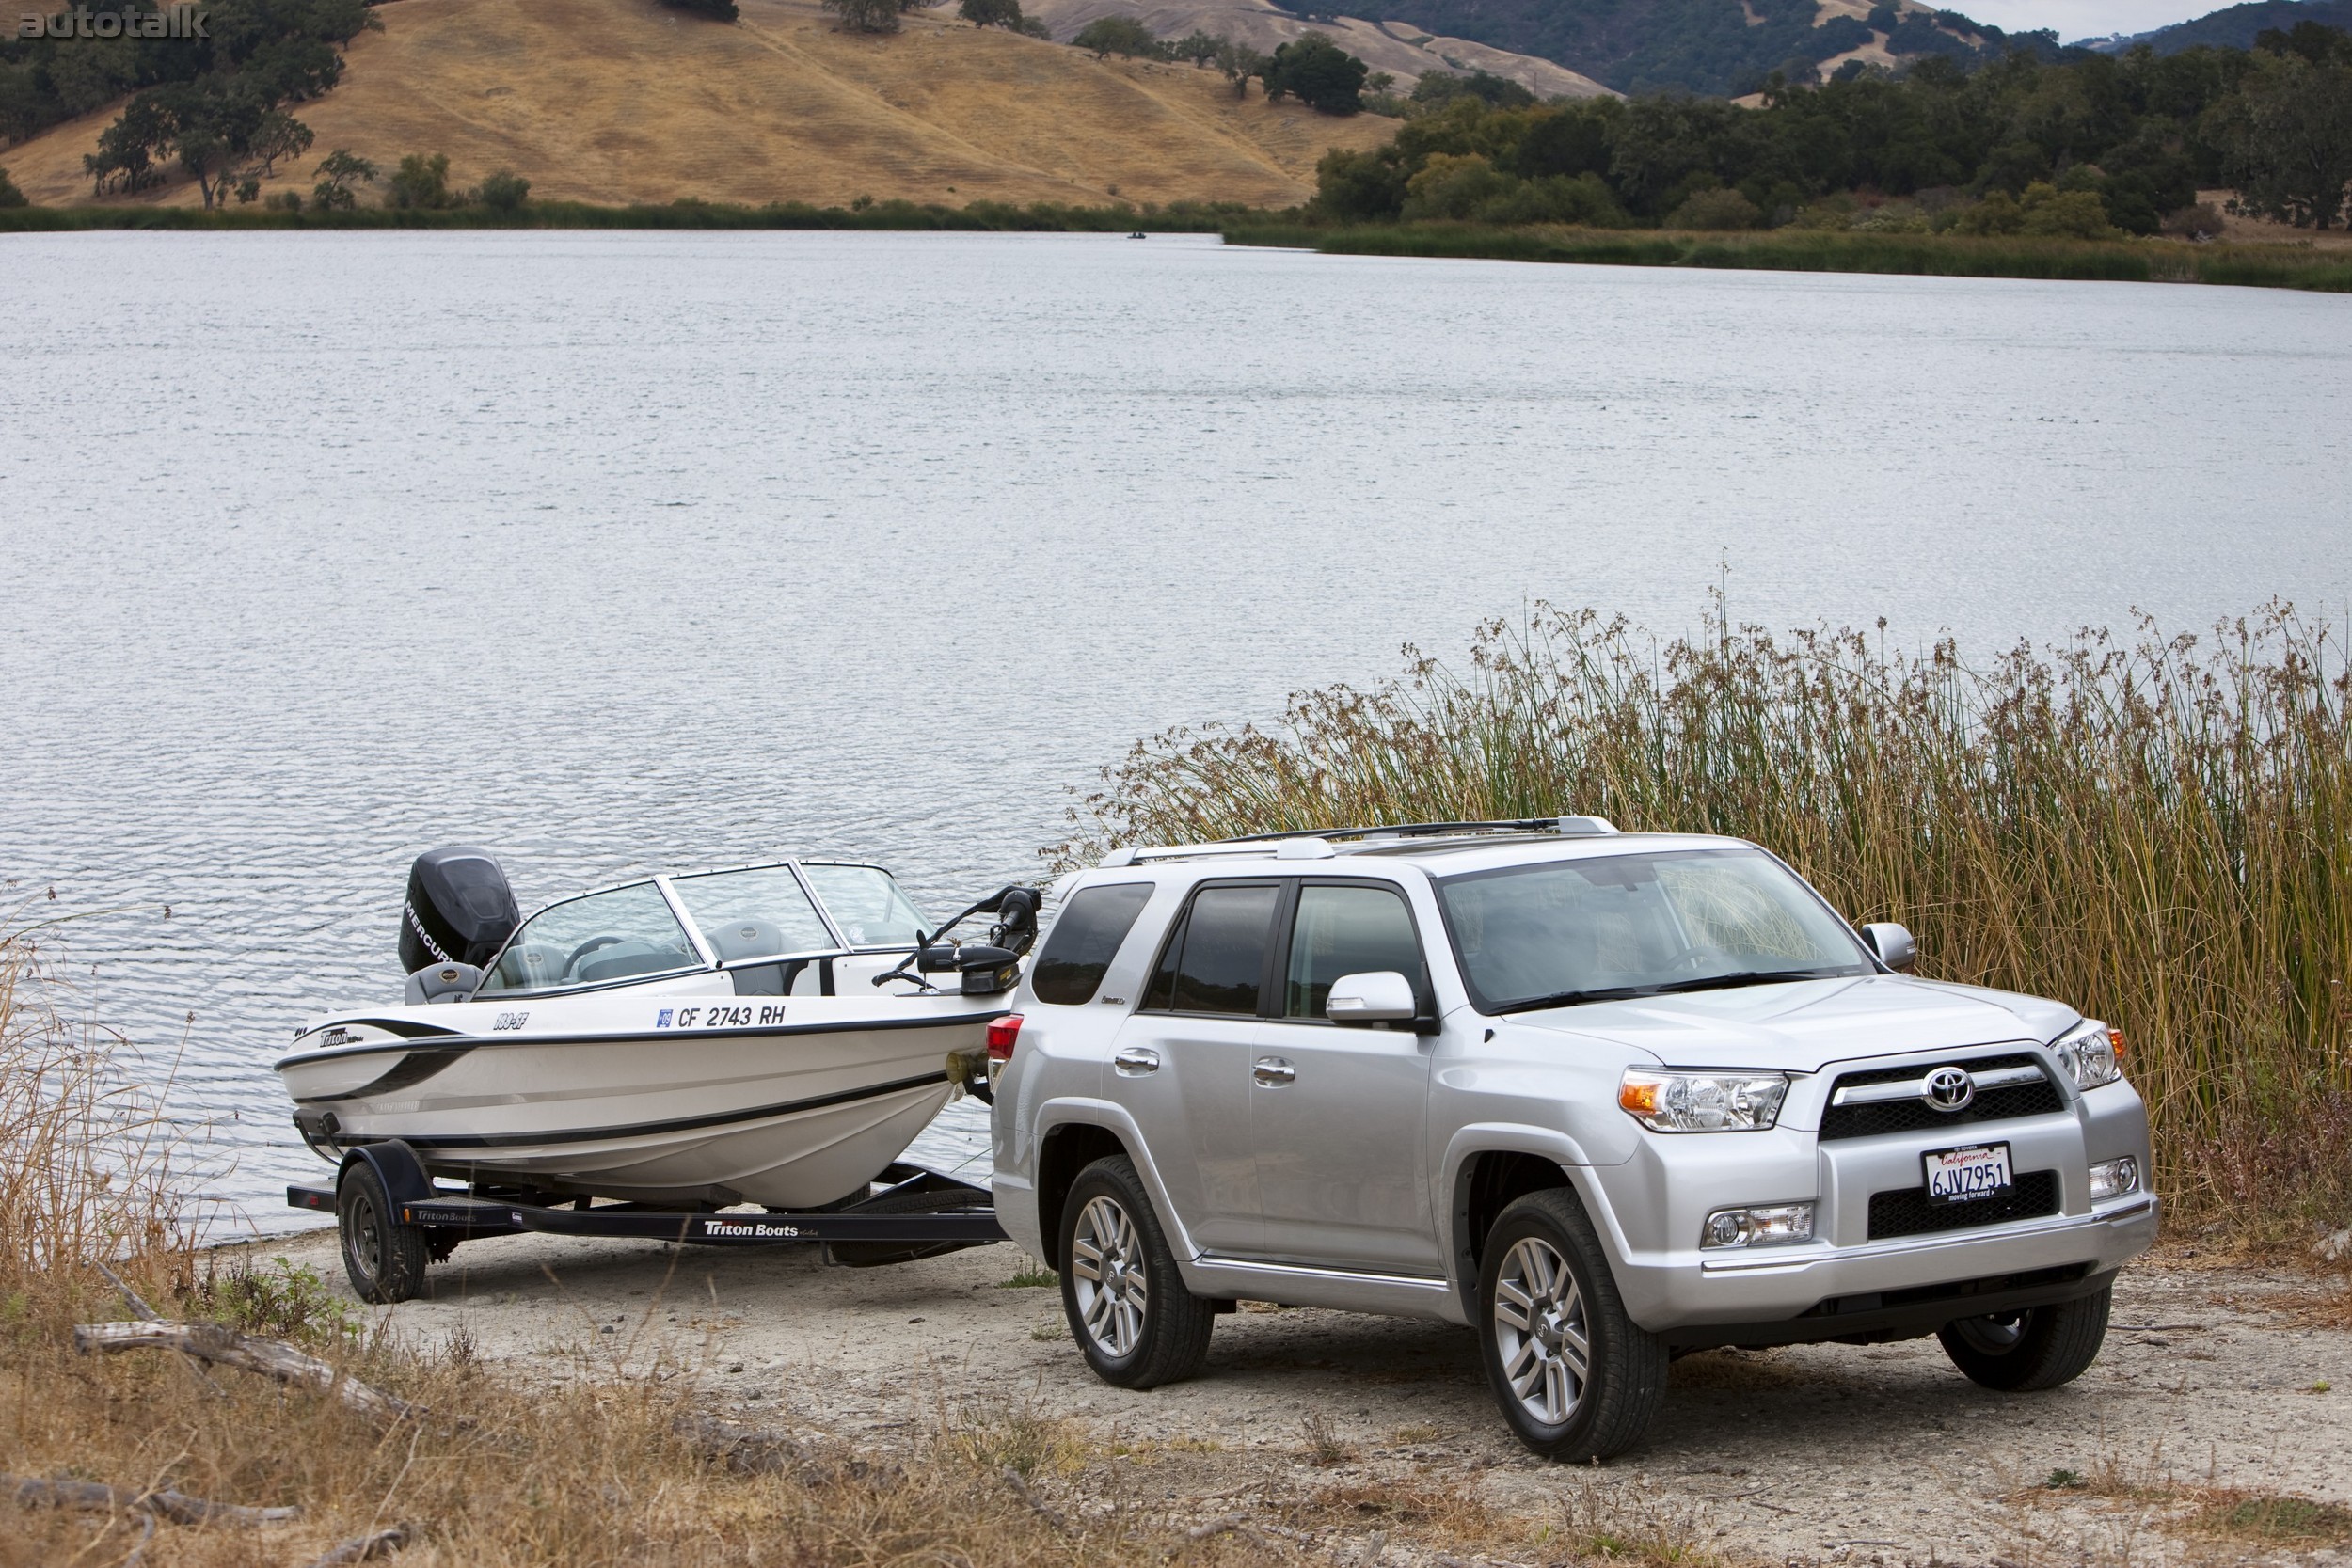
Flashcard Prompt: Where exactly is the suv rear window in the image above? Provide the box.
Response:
[1144,883,1279,1016]
[1030,883,1153,1006]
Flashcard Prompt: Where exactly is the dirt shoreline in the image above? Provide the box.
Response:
[248,1224,2352,1566]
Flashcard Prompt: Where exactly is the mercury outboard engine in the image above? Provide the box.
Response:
[399,846,520,974]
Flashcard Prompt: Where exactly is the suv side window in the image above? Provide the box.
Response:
[1283,883,1427,1020]
[1142,882,1280,1016]
[1030,883,1153,1006]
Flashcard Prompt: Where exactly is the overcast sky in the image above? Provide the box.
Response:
[1962,0,2252,41]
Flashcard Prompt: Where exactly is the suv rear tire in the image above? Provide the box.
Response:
[1937,1284,2112,1391]
[1477,1188,1666,1462]
[1058,1155,1214,1389]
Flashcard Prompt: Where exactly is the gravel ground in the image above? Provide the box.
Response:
[267,1225,2352,1566]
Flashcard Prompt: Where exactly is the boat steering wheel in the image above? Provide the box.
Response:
[565,934,625,977]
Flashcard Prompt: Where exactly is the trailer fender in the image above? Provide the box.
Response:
[338,1140,437,1218]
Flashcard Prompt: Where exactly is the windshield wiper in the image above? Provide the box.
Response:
[1495,967,1854,1014]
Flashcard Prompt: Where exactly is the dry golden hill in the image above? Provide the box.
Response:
[1,0,1400,209]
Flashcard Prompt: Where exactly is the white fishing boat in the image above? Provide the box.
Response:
[278,847,1036,1215]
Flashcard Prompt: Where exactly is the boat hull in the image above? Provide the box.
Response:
[278,992,1000,1208]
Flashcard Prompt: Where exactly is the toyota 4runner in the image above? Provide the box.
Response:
[989,817,2157,1461]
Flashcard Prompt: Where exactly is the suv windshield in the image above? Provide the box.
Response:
[1436,848,1872,1014]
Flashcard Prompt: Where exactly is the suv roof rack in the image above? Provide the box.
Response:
[1098,816,1617,868]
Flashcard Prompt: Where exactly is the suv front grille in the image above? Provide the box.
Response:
[1819,1052,2063,1141]
[1867,1169,2059,1240]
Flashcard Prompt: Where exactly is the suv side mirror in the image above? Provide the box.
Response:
[1861,922,1917,974]
[1327,971,1417,1025]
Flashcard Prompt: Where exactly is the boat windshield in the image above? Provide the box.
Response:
[1435,848,1872,1015]
[479,881,702,994]
[666,866,836,963]
[801,863,927,948]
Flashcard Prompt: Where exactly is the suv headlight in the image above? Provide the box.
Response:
[2051,1020,2123,1091]
[1619,1070,1789,1132]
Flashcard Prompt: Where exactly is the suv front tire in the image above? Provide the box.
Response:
[1478,1188,1667,1462]
[1937,1284,2112,1391]
[1058,1154,1216,1389]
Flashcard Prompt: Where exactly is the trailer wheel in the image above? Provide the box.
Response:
[339,1160,432,1304]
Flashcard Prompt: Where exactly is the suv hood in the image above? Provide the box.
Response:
[1507,975,2078,1075]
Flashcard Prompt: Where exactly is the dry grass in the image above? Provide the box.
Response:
[0,0,1396,210]
[0,927,1309,1568]
[1059,599,2352,1241]
[1,925,1743,1565]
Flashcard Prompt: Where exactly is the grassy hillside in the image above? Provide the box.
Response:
[0,0,1398,210]
[1022,0,1612,97]
[1284,0,2006,95]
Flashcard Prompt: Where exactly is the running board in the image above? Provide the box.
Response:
[1182,1253,1462,1323]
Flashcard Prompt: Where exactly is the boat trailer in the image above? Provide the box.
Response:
[290,1138,1005,1303]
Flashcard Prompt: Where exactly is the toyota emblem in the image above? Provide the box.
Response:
[1923,1065,1976,1113]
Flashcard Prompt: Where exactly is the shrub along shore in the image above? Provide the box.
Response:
[1220,220,2352,291]
[0,198,1238,232]
[9,198,2347,293]
[1059,603,2352,1238]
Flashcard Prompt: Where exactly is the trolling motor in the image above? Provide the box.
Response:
[872,884,1041,998]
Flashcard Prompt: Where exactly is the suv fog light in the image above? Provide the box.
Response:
[2089,1156,2140,1202]
[1700,1202,1816,1249]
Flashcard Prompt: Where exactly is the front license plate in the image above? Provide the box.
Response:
[1923,1143,2013,1206]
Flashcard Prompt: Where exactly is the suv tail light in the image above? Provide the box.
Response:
[986,1015,1024,1061]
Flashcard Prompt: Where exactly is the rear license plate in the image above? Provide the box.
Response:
[1923,1143,2013,1205]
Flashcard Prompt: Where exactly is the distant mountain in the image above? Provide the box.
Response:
[2090,0,2352,51]
[1298,0,2009,95]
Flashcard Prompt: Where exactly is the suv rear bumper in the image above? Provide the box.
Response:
[1613,1194,2158,1339]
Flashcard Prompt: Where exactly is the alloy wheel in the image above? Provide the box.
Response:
[1070,1195,1148,1357]
[1493,1235,1591,1426]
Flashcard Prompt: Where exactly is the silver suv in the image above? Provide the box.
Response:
[989,818,2157,1461]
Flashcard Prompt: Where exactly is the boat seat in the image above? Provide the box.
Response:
[498,942,568,991]
[576,941,691,985]
[707,917,787,963]
[405,962,483,1005]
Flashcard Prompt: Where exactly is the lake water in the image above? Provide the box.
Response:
[3,230,2349,1236]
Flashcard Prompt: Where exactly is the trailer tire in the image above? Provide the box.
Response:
[339,1160,432,1304]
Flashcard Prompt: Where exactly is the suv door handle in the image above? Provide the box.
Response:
[1113,1046,1160,1076]
[1251,1056,1295,1086]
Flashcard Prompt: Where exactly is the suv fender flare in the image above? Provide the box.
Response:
[1439,1125,1633,1315]
[1031,1100,1201,1262]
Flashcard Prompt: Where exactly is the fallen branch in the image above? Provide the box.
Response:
[93,1262,225,1394]
[4,1473,302,1525]
[72,1321,418,1427]
[299,1524,410,1566]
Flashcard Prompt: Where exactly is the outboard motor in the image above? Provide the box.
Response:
[399,846,520,974]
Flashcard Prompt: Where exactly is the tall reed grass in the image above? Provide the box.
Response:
[0,922,186,1283]
[1062,602,2352,1235]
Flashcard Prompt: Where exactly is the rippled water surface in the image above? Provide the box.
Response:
[4,230,2349,1233]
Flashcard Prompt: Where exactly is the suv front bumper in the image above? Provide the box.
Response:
[1613,1194,2157,1341]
